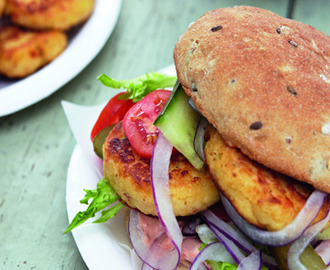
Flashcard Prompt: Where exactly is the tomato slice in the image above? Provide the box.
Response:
[91,92,134,141]
[122,90,171,159]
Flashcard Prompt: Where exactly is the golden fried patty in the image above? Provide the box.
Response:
[204,125,329,231]
[4,0,95,30]
[0,0,5,17]
[0,26,67,78]
[103,122,220,217]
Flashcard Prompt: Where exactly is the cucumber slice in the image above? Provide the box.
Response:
[271,244,327,270]
[93,124,116,159]
[154,81,204,170]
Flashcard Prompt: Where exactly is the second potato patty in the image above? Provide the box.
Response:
[204,125,329,231]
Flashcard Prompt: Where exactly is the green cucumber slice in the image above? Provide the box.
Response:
[271,244,327,270]
[154,81,204,170]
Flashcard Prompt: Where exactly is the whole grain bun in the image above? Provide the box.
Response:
[174,6,330,192]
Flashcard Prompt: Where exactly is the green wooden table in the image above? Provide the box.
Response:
[0,0,329,269]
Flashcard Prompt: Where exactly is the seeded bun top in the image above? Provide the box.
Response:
[174,6,330,192]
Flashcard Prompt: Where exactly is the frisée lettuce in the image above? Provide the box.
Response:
[64,178,124,234]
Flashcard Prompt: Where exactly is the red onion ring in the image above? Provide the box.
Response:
[141,263,153,270]
[150,133,182,270]
[188,97,199,112]
[193,116,207,162]
[201,209,255,254]
[207,223,246,264]
[201,210,278,269]
[287,205,330,270]
[315,240,330,266]
[189,242,236,270]
[237,250,262,270]
[220,190,327,246]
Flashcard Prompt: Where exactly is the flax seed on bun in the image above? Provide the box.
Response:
[174,6,330,193]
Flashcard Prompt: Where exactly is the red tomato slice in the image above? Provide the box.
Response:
[91,92,134,141]
[122,90,171,159]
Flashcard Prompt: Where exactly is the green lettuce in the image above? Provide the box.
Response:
[208,261,237,270]
[64,178,124,234]
[199,243,270,270]
[97,72,177,102]
[208,260,269,270]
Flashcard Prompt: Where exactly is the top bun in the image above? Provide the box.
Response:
[174,6,330,192]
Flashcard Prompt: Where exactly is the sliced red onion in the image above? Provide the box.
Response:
[150,133,183,270]
[207,223,246,264]
[287,205,330,270]
[315,240,330,266]
[201,209,278,269]
[201,209,255,254]
[188,97,199,112]
[141,263,153,270]
[237,250,262,270]
[220,190,327,246]
[193,116,207,162]
[189,242,236,270]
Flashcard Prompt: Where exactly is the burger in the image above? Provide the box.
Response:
[65,6,330,270]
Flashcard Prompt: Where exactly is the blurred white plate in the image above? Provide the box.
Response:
[0,0,122,117]
[64,65,176,270]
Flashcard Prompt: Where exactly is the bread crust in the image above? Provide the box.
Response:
[174,6,330,192]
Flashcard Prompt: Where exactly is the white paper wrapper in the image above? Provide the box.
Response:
[62,65,176,270]
[62,100,142,270]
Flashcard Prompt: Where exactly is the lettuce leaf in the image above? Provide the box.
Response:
[97,72,177,102]
[209,261,237,270]
[208,260,269,270]
[199,242,269,270]
[64,178,124,234]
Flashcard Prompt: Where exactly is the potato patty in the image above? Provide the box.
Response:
[103,122,220,217]
[0,26,67,78]
[4,0,94,30]
[204,125,329,231]
[0,0,5,17]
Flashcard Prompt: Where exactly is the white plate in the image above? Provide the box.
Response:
[64,65,176,270]
[67,144,141,270]
[0,0,122,117]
